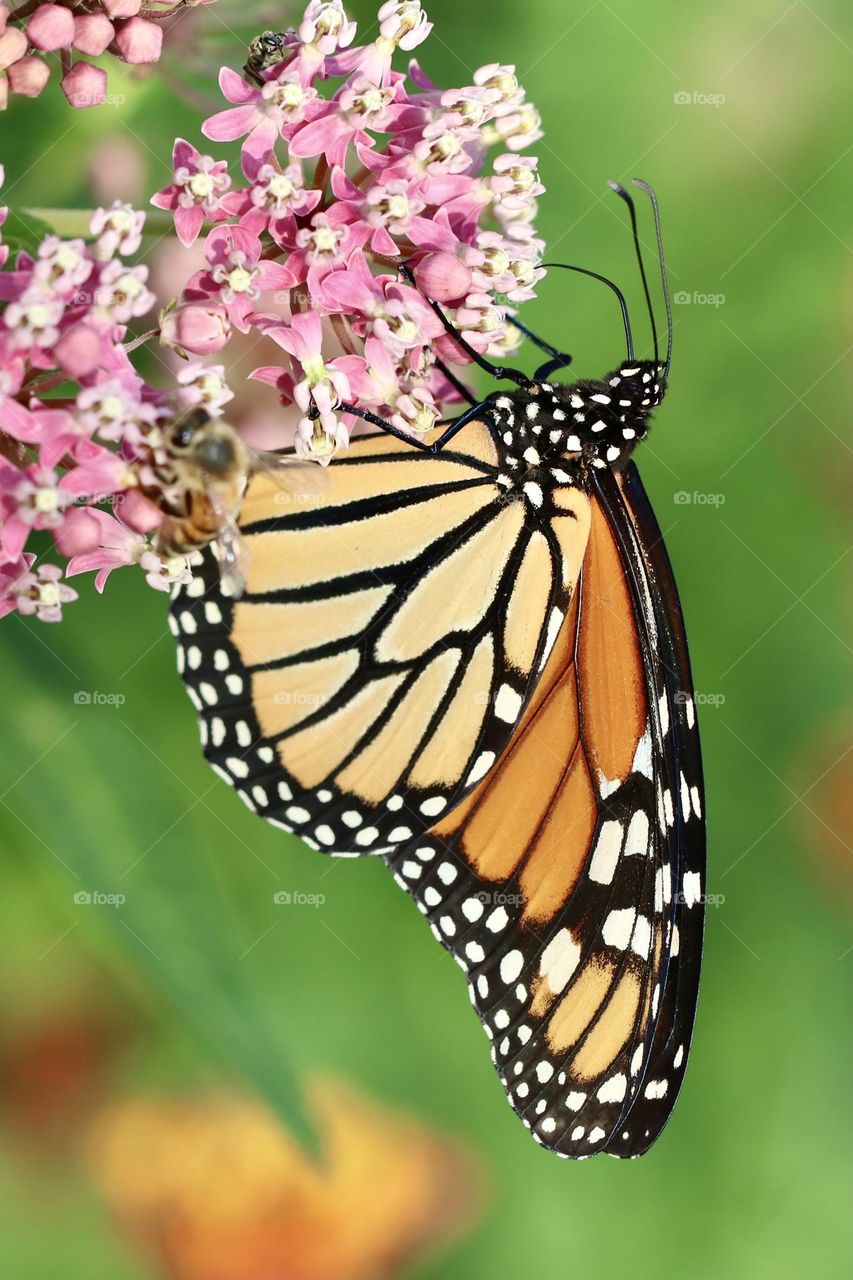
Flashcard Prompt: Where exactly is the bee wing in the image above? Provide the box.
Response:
[248,449,330,510]
[205,488,250,599]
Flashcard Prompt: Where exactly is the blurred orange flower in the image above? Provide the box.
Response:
[86,1077,483,1280]
[796,720,853,904]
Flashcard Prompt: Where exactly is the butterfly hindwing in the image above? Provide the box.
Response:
[385,465,705,1158]
[170,428,590,855]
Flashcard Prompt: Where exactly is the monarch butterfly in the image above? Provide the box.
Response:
[170,179,705,1159]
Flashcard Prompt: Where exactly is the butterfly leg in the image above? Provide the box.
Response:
[434,356,478,406]
[339,400,494,454]
[399,263,530,388]
[509,316,574,381]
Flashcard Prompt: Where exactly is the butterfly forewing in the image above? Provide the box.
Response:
[385,468,704,1158]
[606,464,706,1155]
[170,428,590,856]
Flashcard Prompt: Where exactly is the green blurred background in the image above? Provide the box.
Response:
[1,0,851,1276]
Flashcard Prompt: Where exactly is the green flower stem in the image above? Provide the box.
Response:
[22,208,177,239]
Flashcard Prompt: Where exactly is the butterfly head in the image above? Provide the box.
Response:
[543,358,666,474]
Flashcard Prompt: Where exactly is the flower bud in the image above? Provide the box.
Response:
[7,56,50,98]
[61,60,107,108]
[54,508,101,558]
[26,4,75,52]
[72,14,115,58]
[101,0,141,16]
[118,488,163,534]
[114,17,163,65]
[53,324,103,378]
[160,303,231,356]
[0,27,27,69]
[414,252,472,302]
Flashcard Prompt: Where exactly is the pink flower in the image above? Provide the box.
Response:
[255,310,352,461]
[33,236,93,293]
[289,75,413,167]
[1,464,70,560]
[4,287,64,351]
[220,162,321,243]
[90,202,146,259]
[203,66,321,169]
[152,0,546,479]
[151,138,232,247]
[200,225,294,330]
[0,560,77,623]
[336,334,437,435]
[347,1,433,84]
[75,380,154,445]
[66,509,191,594]
[92,260,156,324]
[174,363,233,416]
[299,1,358,56]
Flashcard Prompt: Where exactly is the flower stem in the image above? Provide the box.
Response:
[22,208,176,239]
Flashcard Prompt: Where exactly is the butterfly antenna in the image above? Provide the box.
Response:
[631,178,673,380]
[608,180,659,367]
[541,262,634,361]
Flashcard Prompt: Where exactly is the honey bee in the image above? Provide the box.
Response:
[143,408,323,598]
[243,30,288,86]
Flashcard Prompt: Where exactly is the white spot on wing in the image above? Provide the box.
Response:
[603,908,636,952]
[588,820,622,884]
[540,928,581,994]
[495,684,522,723]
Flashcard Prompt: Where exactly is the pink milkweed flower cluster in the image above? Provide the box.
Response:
[0,0,215,111]
[154,0,546,461]
[0,170,233,624]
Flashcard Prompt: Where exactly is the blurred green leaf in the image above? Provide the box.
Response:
[2,208,57,258]
[2,645,317,1156]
